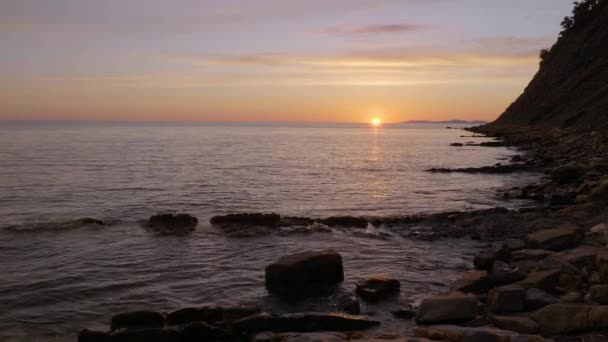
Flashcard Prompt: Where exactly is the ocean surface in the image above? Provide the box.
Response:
[0,121,537,341]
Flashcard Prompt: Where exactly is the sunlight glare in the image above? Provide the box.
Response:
[371,117,382,127]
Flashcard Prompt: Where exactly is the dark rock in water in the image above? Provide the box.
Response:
[426,164,526,174]
[511,155,523,162]
[166,306,223,326]
[111,310,165,331]
[233,313,379,333]
[318,216,368,228]
[548,192,576,206]
[144,213,198,234]
[473,245,511,271]
[355,275,401,301]
[210,213,281,227]
[78,329,111,342]
[487,285,525,313]
[75,218,105,226]
[222,304,262,323]
[265,250,344,298]
[336,290,361,315]
[479,141,505,147]
[415,292,478,324]
[392,308,416,320]
[112,328,181,342]
[182,322,229,341]
[450,143,464,147]
[551,164,585,184]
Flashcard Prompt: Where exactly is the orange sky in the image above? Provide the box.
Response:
[0,1,572,123]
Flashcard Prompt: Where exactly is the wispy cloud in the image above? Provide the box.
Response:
[322,23,424,36]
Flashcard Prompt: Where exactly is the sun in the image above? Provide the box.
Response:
[371,117,382,127]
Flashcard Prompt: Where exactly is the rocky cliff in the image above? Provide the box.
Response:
[490,0,608,129]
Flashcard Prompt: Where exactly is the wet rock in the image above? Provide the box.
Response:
[166,306,223,326]
[414,325,550,342]
[560,291,583,303]
[182,322,229,341]
[511,249,553,262]
[265,250,344,298]
[318,216,368,228]
[516,269,561,291]
[488,261,526,286]
[450,143,464,147]
[504,239,526,251]
[551,164,584,184]
[110,310,165,331]
[597,250,608,283]
[112,328,181,342]
[490,315,539,334]
[473,245,511,271]
[426,164,527,174]
[210,213,281,228]
[589,179,608,202]
[392,308,416,320]
[488,285,525,313]
[355,275,401,301]
[526,227,580,251]
[233,313,380,333]
[548,192,576,206]
[554,246,602,271]
[451,270,491,294]
[144,213,198,234]
[525,288,560,311]
[253,332,348,342]
[415,292,478,324]
[222,304,262,323]
[531,304,598,334]
[336,290,361,315]
[78,329,111,342]
[588,285,608,304]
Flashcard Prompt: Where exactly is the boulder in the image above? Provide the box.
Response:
[597,250,608,283]
[525,288,560,311]
[551,164,584,184]
[182,322,229,341]
[415,292,478,324]
[554,246,602,271]
[516,269,561,291]
[588,285,608,304]
[414,325,550,342]
[473,245,511,271]
[560,291,583,303]
[392,308,416,320]
[144,213,198,234]
[222,304,262,323]
[166,307,223,326]
[451,271,491,294]
[531,304,595,334]
[547,192,576,206]
[233,313,380,333]
[78,329,111,342]
[265,250,344,298]
[526,227,579,251]
[336,290,361,315]
[111,328,181,342]
[490,315,539,334]
[210,213,281,228]
[355,275,401,301]
[253,332,347,342]
[488,261,526,286]
[110,310,165,331]
[511,249,553,262]
[589,179,608,202]
[487,285,526,313]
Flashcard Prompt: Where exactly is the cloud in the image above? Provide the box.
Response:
[322,23,424,36]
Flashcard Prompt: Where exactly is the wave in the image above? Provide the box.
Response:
[2,218,120,232]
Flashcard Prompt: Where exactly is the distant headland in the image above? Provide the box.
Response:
[403,120,488,124]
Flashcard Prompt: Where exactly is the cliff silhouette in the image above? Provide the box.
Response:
[490,0,608,129]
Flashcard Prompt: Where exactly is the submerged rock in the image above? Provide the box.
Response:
[110,310,165,331]
[318,216,368,228]
[265,250,344,298]
[336,290,361,315]
[144,213,198,235]
[415,292,478,324]
[233,313,380,333]
[355,275,401,301]
[210,213,281,228]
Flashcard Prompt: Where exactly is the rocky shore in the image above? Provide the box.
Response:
[76,126,608,341]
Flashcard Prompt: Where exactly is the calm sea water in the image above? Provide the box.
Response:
[0,121,536,341]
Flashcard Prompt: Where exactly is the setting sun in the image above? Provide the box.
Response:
[371,117,382,127]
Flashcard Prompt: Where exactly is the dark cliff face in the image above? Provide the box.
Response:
[491,1,608,130]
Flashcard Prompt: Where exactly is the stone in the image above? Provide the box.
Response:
[525,288,560,311]
[253,332,349,342]
[265,250,344,298]
[511,249,553,262]
[210,213,281,227]
[233,313,380,333]
[415,292,478,324]
[414,325,550,342]
[516,269,561,291]
[144,213,198,235]
[166,307,222,326]
[355,275,401,301]
[110,310,165,331]
[488,261,526,286]
[490,315,539,334]
[551,164,584,184]
[451,271,491,294]
[487,285,525,313]
[526,227,579,251]
[548,192,576,206]
[78,329,111,342]
[554,246,602,271]
[336,290,361,315]
[504,239,526,251]
[560,291,583,303]
[589,179,608,202]
[473,245,511,271]
[182,322,229,341]
[222,304,262,323]
[111,328,181,342]
[588,285,608,304]
[392,308,416,320]
[597,250,608,283]
[531,304,592,334]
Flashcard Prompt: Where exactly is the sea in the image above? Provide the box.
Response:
[0,121,538,341]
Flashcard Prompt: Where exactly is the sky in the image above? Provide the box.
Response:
[0,0,573,123]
